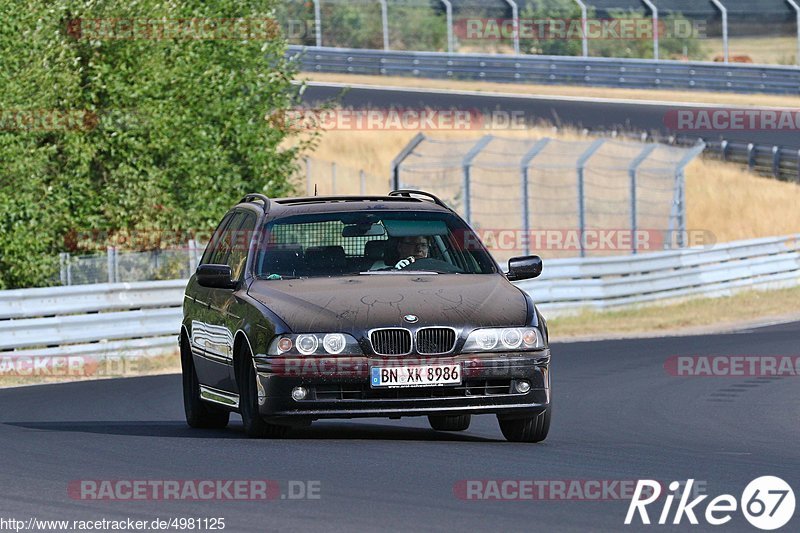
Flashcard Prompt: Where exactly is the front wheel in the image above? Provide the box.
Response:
[238,348,289,439]
[181,336,230,429]
[497,406,551,443]
[428,414,471,432]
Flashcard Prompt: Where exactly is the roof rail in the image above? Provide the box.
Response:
[239,193,271,213]
[389,190,449,209]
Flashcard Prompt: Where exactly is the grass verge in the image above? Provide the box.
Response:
[549,285,800,341]
[0,352,180,389]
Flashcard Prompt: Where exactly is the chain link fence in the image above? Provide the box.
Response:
[392,133,705,262]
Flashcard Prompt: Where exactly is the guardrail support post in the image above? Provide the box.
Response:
[787,0,800,66]
[574,0,589,57]
[720,139,729,161]
[391,132,427,190]
[520,138,552,256]
[710,0,729,63]
[378,0,389,51]
[576,139,605,257]
[641,0,659,60]
[772,146,782,179]
[629,144,658,255]
[331,162,337,194]
[312,0,322,47]
[440,1,454,53]
[503,0,520,55]
[360,169,366,195]
[747,143,756,171]
[462,135,494,225]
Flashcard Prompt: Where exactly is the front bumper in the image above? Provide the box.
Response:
[253,350,551,419]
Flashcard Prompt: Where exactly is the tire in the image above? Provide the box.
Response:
[428,414,471,432]
[237,347,289,439]
[497,406,551,443]
[181,335,230,429]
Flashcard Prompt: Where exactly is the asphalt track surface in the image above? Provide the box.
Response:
[300,83,800,150]
[1,321,797,532]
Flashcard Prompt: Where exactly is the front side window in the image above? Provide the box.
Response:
[255,211,498,279]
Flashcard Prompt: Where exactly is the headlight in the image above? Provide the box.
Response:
[268,333,362,356]
[462,327,544,352]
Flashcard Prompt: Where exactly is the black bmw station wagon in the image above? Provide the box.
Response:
[181,190,551,442]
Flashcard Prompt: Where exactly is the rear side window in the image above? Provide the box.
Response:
[200,212,236,266]
[227,213,256,280]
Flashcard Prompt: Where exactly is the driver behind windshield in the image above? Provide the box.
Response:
[372,235,430,270]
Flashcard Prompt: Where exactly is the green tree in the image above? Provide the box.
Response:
[0,0,309,289]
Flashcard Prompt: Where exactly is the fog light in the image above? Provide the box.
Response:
[291,386,308,401]
[514,380,531,394]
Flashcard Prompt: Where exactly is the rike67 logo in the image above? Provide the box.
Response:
[625,477,795,530]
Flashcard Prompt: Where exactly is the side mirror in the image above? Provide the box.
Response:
[507,256,543,282]
[196,264,237,290]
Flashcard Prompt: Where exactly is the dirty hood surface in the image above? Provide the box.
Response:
[248,274,528,333]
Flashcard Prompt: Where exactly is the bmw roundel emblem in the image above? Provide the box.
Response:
[403,314,419,323]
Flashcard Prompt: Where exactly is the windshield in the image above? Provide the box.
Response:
[256,210,498,279]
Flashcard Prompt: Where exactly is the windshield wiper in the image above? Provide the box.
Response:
[359,270,439,275]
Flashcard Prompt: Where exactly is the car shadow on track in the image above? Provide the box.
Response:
[5,420,500,442]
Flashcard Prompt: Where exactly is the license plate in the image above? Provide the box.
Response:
[370,364,462,388]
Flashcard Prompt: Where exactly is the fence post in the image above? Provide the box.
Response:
[305,157,312,195]
[188,239,198,274]
[574,0,589,57]
[520,139,551,256]
[628,144,658,255]
[378,0,389,50]
[360,170,366,195]
[107,246,116,284]
[462,135,494,226]
[576,139,605,257]
[641,0,659,60]
[710,0,729,63]
[59,253,68,286]
[440,0,454,53]
[669,142,706,248]
[312,0,322,47]
[789,0,800,66]
[391,132,427,189]
[503,0,520,55]
[331,162,337,195]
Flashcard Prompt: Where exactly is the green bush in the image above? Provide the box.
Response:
[0,0,309,289]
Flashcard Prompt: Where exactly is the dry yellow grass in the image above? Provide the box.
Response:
[296,128,800,244]
[702,36,798,66]
[302,72,800,108]
[549,285,800,340]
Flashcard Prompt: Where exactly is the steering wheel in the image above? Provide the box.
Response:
[394,256,417,270]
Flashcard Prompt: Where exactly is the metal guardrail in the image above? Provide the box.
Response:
[522,234,800,313]
[1,235,798,357]
[288,46,800,95]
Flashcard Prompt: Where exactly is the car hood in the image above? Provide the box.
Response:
[247,274,528,333]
